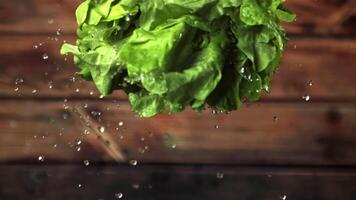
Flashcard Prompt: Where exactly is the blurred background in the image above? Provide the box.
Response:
[0,0,355,199]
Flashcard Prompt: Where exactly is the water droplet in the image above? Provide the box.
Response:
[129,160,138,166]
[14,87,19,92]
[33,45,39,49]
[302,95,310,101]
[138,147,145,154]
[38,156,45,162]
[83,160,90,166]
[214,125,219,129]
[125,15,130,21]
[115,193,123,199]
[212,109,217,115]
[75,88,80,93]
[216,172,224,179]
[99,95,104,99]
[89,91,94,95]
[48,19,54,24]
[42,53,49,60]
[132,184,140,189]
[308,80,313,86]
[273,116,278,122]
[293,44,297,49]
[83,129,90,135]
[53,144,57,148]
[56,28,62,36]
[76,147,81,152]
[118,121,124,126]
[70,76,76,82]
[32,89,37,94]
[99,126,105,133]
[281,195,287,200]
[62,112,69,120]
[171,144,177,149]
[76,139,82,145]
[15,78,24,85]
[48,81,53,89]
[78,184,82,188]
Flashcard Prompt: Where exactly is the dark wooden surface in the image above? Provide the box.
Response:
[1,165,356,200]
[0,0,356,199]
[1,100,356,165]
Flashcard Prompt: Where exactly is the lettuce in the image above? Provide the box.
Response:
[61,0,295,117]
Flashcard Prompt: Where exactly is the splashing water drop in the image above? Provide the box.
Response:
[83,160,90,166]
[56,28,62,36]
[48,81,53,89]
[99,126,105,133]
[132,184,140,189]
[48,19,54,24]
[62,112,69,120]
[42,53,49,60]
[302,95,310,102]
[216,172,224,179]
[15,78,24,85]
[115,192,123,199]
[273,116,279,122]
[129,160,138,166]
[38,156,45,162]
[76,139,82,145]
[125,15,130,21]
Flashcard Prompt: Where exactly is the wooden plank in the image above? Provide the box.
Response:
[0,165,355,200]
[0,0,78,34]
[0,35,102,97]
[0,35,355,99]
[283,0,356,35]
[0,0,355,35]
[1,100,355,165]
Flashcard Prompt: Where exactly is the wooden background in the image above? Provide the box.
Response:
[0,0,355,199]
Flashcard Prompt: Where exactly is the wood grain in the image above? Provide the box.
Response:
[1,100,355,165]
[0,165,355,200]
[0,0,355,35]
[0,35,355,99]
[283,0,356,35]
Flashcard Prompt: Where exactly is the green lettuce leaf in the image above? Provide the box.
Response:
[61,0,295,117]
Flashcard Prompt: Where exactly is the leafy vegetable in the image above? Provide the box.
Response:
[61,0,295,117]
